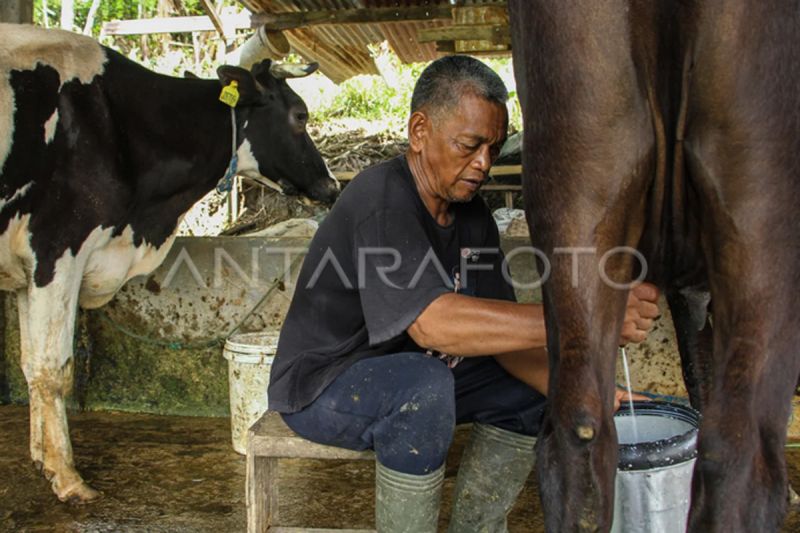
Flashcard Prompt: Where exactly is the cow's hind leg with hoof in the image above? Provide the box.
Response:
[18,256,100,503]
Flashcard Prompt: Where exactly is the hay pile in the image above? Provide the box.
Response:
[314,126,407,173]
[222,123,407,236]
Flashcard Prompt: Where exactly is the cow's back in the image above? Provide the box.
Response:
[1,24,106,178]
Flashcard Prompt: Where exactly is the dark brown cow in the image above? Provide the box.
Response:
[509,1,800,531]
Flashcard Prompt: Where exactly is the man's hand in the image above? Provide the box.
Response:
[620,282,660,345]
[614,387,650,411]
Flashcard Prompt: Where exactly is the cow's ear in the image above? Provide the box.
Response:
[217,65,260,106]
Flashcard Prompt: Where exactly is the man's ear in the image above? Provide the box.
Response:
[217,65,260,106]
[408,111,430,153]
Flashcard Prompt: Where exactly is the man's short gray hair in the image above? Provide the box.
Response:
[410,55,508,118]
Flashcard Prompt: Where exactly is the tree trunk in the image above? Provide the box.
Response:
[139,0,149,62]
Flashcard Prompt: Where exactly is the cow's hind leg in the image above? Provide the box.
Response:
[19,267,99,503]
[682,1,800,530]
[684,279,797,532]
[18,290,44,470]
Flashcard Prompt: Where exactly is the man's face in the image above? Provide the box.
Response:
[414,93,508,203]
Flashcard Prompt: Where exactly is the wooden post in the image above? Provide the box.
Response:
[60,0,74,31]
[247,444,279,532]
[0,0,33,23]
[83,0,101,35]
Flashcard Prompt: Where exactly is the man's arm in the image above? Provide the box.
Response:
[494,347,550,394]
[407,283,661,357]
[407,293,547,356]
[495,347,649,410]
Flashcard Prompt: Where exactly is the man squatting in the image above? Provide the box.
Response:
[269,55,660,532]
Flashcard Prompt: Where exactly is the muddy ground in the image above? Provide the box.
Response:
[1,405,798,532]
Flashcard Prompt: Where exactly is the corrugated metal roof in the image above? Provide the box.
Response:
[240,0,508,83]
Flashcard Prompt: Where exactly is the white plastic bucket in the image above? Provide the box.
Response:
[611,401,700,533]
[223,331,279,455]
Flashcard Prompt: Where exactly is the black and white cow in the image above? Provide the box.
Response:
[0,23,339,502]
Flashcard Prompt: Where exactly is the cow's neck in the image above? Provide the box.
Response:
[104,55,237,245]
[124,80,232,207]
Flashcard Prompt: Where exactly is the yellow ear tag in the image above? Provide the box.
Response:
[219,80,240,108]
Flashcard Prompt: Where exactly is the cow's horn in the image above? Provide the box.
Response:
[269,62,319,79]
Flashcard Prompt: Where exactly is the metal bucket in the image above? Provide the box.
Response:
[222,332,279,455]
[610,401,700,533]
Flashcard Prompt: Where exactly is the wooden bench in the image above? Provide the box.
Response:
[247,410,376,533]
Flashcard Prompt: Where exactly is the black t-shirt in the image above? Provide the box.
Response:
[268,155,516,413]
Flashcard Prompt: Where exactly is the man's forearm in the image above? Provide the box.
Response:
[495,348,550,396]
[408,293,546,356]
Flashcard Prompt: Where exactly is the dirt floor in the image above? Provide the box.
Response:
[1,405,798,532]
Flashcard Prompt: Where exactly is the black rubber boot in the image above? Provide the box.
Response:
[375,460,444,533]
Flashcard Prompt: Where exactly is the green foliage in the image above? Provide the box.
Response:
[35,0,212,35]
[309,53,523,134]
[313,58,427,125]
[33,0,244,78]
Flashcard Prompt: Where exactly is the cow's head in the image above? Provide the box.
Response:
[217,60,340,206]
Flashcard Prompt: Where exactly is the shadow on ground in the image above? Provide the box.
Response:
[1,405,798,532]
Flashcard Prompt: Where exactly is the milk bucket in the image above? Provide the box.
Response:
[611,401,700,533]
[222,332,279,455]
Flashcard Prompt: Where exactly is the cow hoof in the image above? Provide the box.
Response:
[57,481,102,504]
[32,460,44,474]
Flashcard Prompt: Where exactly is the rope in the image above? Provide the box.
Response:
[96,254,304,350]
[216,107,238,194]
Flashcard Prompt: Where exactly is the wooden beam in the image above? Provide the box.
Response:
[101,3,512,38]
[418,24,510,45]
[435,40,456,53]
[258,5,506,31]
[0,0,33,23]
[101,12,263,36]
[199,0,227,39]
[453,5,509,54]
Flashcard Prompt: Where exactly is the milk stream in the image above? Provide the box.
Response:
[621,347,640,443]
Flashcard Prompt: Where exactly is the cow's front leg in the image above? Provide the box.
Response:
[19,270,99,503]
[510,2,657,530]
[536,248,643,532]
